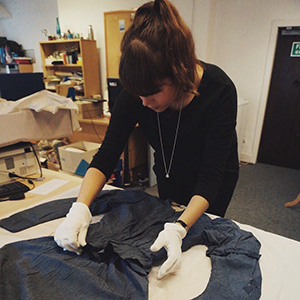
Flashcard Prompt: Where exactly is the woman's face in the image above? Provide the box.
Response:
[139,78,181,113]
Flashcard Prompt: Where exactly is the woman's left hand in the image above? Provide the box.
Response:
[150,223,187,279]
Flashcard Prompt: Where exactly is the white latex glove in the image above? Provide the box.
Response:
[54,202,92,255]
[150,222,187,279]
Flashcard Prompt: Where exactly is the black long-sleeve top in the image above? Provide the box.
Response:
[89,62,239,206]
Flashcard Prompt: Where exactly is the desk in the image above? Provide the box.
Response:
[1,169,300,299]
[68,117,148,183]
[0,169,82,220]
[0,169,82,248]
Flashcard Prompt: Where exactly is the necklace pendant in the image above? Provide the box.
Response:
[157,106,182,182]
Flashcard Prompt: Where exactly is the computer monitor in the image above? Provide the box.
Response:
[0,72,45,101]
[107,78,123,112]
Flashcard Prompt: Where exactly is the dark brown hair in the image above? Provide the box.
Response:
[119,0,201,97]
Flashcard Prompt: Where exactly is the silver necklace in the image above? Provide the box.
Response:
[157,105,182,178]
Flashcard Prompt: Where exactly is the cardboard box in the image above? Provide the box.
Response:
[47,161,60,172]
[56,83,76,97]
[74,100,103,119]
[58,141,101,174]
[0,109,77,148]
[18,64,34,73]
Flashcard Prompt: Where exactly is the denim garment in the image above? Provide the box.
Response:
[192,218,262,300]
[0,190,261,300]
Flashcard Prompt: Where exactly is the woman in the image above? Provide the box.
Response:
[55,0,239,279]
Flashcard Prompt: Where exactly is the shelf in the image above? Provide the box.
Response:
[40,39,101,98]
[43,78,60,82]
[78,116,110,125]
[40,38,82,45]
[45,64,82,68]
[0,62,33,73]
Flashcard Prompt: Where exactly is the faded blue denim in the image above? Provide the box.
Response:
[0,190,261,300]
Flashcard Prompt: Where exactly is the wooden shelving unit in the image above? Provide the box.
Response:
[39,39,101,98]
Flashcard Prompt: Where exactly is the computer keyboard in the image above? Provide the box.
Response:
[0,181,30,199]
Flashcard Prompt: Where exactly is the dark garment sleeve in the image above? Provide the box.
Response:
[192,75,238,204]
[89,90,138,180]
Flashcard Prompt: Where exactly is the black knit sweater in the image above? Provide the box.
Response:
[90,62,239,206]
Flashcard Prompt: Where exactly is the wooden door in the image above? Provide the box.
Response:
[258,27,300,170]
[104,10,135,78]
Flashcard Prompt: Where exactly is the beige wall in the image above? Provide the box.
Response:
[0,0,58,68]
[1,0,300,163]
[192,0,300,162]
[56,0,194,101]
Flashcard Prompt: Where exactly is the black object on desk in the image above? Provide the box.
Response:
[0,181,29,200]
[0,72,44,101]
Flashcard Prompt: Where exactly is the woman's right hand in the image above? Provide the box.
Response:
[54,202,92,255]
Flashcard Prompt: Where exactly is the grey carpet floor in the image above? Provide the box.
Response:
[143,162,300,242]
[225,162,300,242]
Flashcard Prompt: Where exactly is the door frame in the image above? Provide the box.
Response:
[252,19,300,164]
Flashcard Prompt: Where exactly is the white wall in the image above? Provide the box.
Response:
[192,0,300,162]
[1,0,300,163]
[56,0,194,101]
[56,0,143,101]
[59,0,300,163]
[0,0,58,69]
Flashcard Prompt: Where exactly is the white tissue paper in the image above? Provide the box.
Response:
[0,90,78,114]
[0,90,80,147]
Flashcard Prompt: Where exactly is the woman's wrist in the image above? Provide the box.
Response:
[176,195,209,231]
[174,219,189,232]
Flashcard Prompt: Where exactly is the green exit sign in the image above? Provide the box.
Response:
[291,42,300,57]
